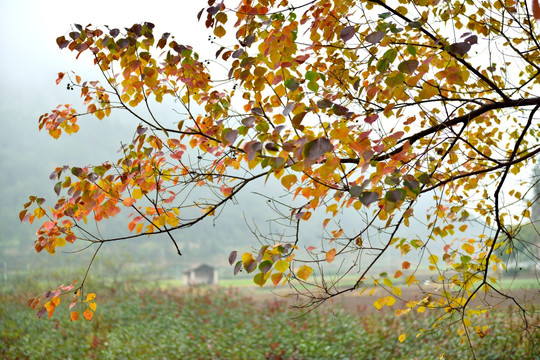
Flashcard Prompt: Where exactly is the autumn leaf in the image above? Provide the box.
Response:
[271,272,283,286]
[274,259,289,273]
[70,311,79,321]
[281,174,297,190]
[228,251,237,265]
[21,1,540,349]
[83,309,93,321]
[297,265,313,281]
[326,248,336,263]
[303,138,333,160]
[533,0,540,20]
[340,26,356,42]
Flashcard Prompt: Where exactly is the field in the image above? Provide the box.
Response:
[1,283,539,360]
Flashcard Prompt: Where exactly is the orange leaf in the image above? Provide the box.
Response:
[402,261,410,269]
[281,174,297,190]
[326,248,336,263]
[83,310,93,320]
[85,293,96,302]
[71,311,79,321]
[123,197,136,207]
[271,272,283,286]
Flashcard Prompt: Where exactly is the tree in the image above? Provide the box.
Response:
[21,0,540,354]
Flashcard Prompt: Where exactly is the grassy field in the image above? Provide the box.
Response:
[1,285,538,360]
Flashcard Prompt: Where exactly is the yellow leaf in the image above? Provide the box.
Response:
[385,295,396,307]
[462,243,475,255]
[56,237,67,248]
[428,254,438,265]
[214,25,226,38]
[417,306,426,313]
[274,259,289,273]
[281,174,297,190]
[88,302,97,311]
[373,297,385,310]
[165,215,179,227]
[242,252,255,265]
[85,293,96,302]
[405,275,418,285]
[392,287,402,296]
[383,278,393,287]
[132,188,143,199]
[297,265,313,281]
[399,333,406,343]
[155,214,166,227]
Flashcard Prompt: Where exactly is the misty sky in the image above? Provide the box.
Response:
[0,1,228,255]
[0,0,217,191]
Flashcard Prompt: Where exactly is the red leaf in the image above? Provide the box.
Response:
[56,72,65,85]
[534,0,540,20]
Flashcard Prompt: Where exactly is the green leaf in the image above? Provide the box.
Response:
[284,78,299,91]
[307,81,319,92]
[382,48,398,63]
[417,173,431,185]
[398,59,419,75]
[259,260,273,274]
[305,71,318,81]
[93,166,107,177]
[407,44,417,57]
[253,272,267,287]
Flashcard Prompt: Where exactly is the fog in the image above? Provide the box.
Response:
[0,1,488,285]
[0,1,237,276]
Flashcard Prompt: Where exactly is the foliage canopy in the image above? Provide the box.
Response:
[21,0,540,354]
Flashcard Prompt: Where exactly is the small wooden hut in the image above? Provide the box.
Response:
[183,264,218,286]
